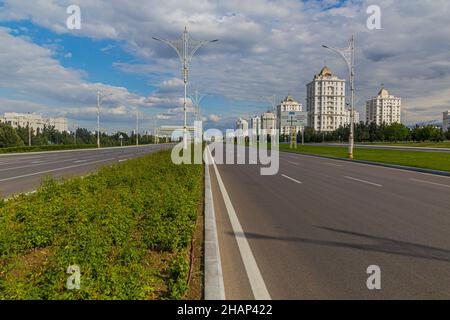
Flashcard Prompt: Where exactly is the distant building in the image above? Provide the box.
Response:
[306,66,347,132]
[48,117,68,132]
[261,111,276,136]
[444,111,450,133]
[277,95,304,136]
[1,112,68,132]
[235,117,249,138]
[366,87,402,125]
[251,116,261,137]
[344,108,360,125]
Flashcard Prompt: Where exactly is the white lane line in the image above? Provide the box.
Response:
[208,146,271,300]
[0,158,115,182]
[281,174,302,184]
[118,159,128,162]
[74,160,88,163]
[323,162,342,167]
[344,176,382,187]
[410,178,450,188]
[287,161,299,166]
[31,160,46,164]
[0,158,78,172]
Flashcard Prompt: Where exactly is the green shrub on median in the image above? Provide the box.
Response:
[0,149,203,299]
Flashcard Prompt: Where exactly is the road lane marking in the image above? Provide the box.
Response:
[323,162,342,167]
[207,146,271,300]
[410,178,450,188]
[344,176,382,187]
[0,158,115,182]
[74,160,88,163]
[0,158,78,172]
[281,174,302,184]
[287,161,299,166]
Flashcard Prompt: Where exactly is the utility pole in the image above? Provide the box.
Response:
[27,112,32,147]
[153,27,218,149]
[323,35,355,159]
[96,91,112,149]
[136,107,139,146]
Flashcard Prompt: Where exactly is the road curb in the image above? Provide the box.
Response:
[204,149,226,300]
[281,150,450,177]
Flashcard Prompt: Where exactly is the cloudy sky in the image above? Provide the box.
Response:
[0,0,449,132]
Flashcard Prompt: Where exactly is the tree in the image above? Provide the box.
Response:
[0,123,24,147]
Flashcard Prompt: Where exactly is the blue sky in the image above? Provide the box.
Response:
[0,0,449,132]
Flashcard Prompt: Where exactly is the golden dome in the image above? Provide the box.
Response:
[319,66,333,77]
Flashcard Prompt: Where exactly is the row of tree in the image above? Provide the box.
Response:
[0,123,159,148]
[286,122,450,144]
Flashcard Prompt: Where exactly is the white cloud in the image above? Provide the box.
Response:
[0,0,449,126]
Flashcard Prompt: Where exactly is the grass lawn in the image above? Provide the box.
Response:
[280,144,450,172]
[358,141,450,148]
[0,149,203,299]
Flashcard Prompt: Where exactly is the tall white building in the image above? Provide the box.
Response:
[251,116,261,137]
[1,112,68,132]
[48,117,68,132]
[261,111,276,136]
[306,66,346,132]
[235,117,249,138]
[344,108,360,125]
[277,95,303,136]
[366,87,402,125]
[444,111,450,133]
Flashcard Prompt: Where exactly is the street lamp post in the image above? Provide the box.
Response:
[153,27,218,149]
[135,106,139,147]
[96,91,112,149]
[322,35,355,159]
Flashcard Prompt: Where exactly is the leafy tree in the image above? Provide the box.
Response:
[0,123,24,147]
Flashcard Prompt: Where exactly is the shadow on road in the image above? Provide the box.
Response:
[229,226,450,263]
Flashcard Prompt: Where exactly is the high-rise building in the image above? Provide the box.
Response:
[235,117,249,137]
[261,111,276,136]
[251,116,261,137]
[1,112,68,132]
[366,87,402,125]
[48,117,68,132]
[306,66,346,132]
[344,108,360,125]
[277,95,303,136]
[444,111,450,133]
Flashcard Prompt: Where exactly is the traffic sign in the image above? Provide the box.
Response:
[280,111,307,127]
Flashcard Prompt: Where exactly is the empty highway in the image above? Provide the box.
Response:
[208,144,450,299]
[0,144,172,198]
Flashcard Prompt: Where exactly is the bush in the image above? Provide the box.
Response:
[0,149,203,299]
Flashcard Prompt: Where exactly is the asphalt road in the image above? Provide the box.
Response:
[209,144,450,299]
[0,144,172,198]
[305,143,450,153]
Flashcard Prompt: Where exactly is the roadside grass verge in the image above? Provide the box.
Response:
[280,144,450,172]
[356,141,450,148]
[0,144,97,154]
[0,149,203,299]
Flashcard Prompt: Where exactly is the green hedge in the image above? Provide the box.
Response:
[0,149,203,299]
[0,144,97,154]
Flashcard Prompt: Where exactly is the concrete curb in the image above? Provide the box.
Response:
[204,148,226,300]
[281,150,450,177]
